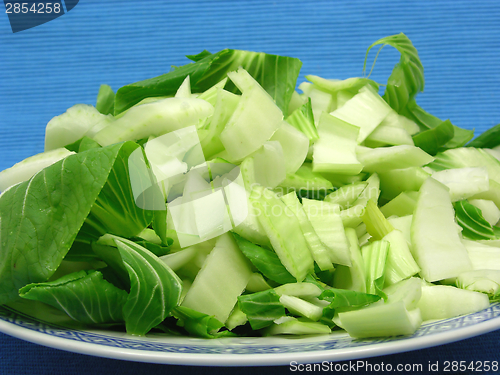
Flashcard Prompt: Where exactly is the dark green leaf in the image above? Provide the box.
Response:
[80,142,154,239]
[232,233,296,284]
[19,270,128,325]
[412,119,454,155]
[319,288,381,319]
[95,84,115,115]
[238,289,285,330]
[129,237,171,257]
[364,33,424,113]
[172,306,235,338]
[64,136,102,153]
[0,143,136,305]
[115,49,302,115]
[185,50,213,62]
[454,200,497,240]
[401,100,474,149]
[467,123,500,149]
[113,237,182,336]
[78,136,102,152]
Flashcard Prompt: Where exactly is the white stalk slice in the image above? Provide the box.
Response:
[333,228,367,293]
[45,104,113,151]
[181,233,253,323]
[281,192,334,271]
[411,177,472,282]
[274,282,323,298]
[387,215,413,246]
[94,97,213,146]
[240,141,286,189]
[382,230,420,285]
[266,317,331,335]
[0,148,75,192]
[270,121,309,174]
[329,85,392,143]
[383,277,422,310]
[380,191,419,218]
[249,186,314,281]
[456,269,500,296]
[365,126,414,147]
[226,305,248,330]
[312,112,362,175]
[431,167,489,202]
[417,285,489,321]
[357,145,434,174]
[159,246,198,271]
[338,301,422,338]
[463,239,500,271]
[302,199,352,266]
[174,76,191,98]
[246,273,272,292]
[200,89,240,159]
[279,295,323,321]
[220,69,283,161]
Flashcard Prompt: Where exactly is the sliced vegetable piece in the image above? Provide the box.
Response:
[45,104,113,151]
[232,233,295,285]
[338,300,421,338]
[333,228,367,293]
[330,85,392,143]
[417,285,489,321]
[94,97,213,147]
[411,177,472,282]
[238,289,285,330]
[432,167,489,202]
[356,145,434,173]
[281,192,334,271]
[361,240,389,296]
[220,68,283,161]
[302,199,352,266]
[19,270,127,325]
[270,121,309,174]
[181,233,253,323]
[249,186,314,281]
[312,112,362,175]
[285,98,318,141]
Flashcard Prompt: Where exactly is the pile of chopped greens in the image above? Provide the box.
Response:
[1,33,500,339]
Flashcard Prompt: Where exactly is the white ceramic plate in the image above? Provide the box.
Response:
[1,299,499,366]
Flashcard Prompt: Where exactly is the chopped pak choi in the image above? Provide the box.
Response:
[1,33,499,340]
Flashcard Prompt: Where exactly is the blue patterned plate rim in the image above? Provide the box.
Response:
[0,303,499,366]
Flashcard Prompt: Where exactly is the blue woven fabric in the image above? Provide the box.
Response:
[1,0,500,373]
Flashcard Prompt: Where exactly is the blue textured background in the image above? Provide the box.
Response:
[1,0,500,373]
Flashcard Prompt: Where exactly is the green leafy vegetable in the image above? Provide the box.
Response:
[319,288,381,319]
[412,119,454,155]
[115,49,302,115]
[113,237,182,336]
[364,33,424,113]
[172,306,235,338]
[95,84,115,116]
[0,142,138,305]
[19,270,127,325]
[238,289,286,330]
[232,233,296,285]
[454,200,497,240]
[467,123,500,149]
